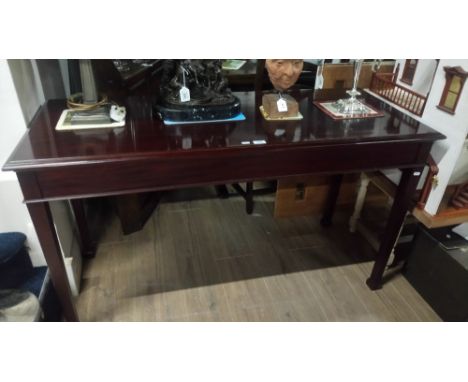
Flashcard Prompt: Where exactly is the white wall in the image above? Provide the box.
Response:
[396,59,438,96]
[0,59,45,265]
[7,60,44,123]
[0,61,26,168]
[1,60,82,287]
[379,59,468,215]
[422,59,468,214]
[449,139,468,185]
[58,59,71,97]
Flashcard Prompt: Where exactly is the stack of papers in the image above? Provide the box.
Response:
[55,109,125,131]
[452,223,468,240]
[222,60,247,71]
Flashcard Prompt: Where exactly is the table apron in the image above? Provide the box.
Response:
[18,140,431,202]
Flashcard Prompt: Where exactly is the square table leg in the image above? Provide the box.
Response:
[27,202,79,321]
[320,174,344,226]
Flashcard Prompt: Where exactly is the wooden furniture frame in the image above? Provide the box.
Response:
[349,154,439,260]
[370,72,427,116]
[2,89,444,321]
[437,66,468,115]
[401,59,418,86]
[321,62,395,90]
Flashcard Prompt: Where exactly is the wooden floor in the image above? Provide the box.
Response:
[76,187,440,322]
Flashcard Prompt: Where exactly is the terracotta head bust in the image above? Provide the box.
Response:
[265,59,304,92]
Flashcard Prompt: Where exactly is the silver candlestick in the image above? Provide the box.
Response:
[333,59,367,115]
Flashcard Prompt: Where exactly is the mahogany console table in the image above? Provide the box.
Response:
[2,90,445,321]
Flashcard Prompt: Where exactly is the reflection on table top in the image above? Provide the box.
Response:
[3,89,444,171]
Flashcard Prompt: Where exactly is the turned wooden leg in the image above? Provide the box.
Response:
[321,174,344,226]
[230,182,255,214]
[27,202,79,321]
[215,185,229,199]
[246,182,254,214]
[349,173,371,233]
[366,167,422,290]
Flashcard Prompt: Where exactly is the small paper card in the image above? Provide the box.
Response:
[277,98,288,112]
[179,87,190,102]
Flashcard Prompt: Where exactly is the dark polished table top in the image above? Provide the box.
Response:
[4,89,444,172]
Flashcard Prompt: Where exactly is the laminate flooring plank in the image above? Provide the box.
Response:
[155,208,193,292]
[266,274,329,322]
[356,262,437,321]
[339,263,399,321]
[154,210,191,320]
[303,270,344,321]
[357,263,418,321]
[190,284,234,321]
[175,311,227,322]
[200,199,253,261]
[289,245,384,321]
[386,273,441,321]
[216,252,276,306]
[272,301,306,322]
[112,241,141,321]
[258,249,330,321]
[217,271,262,310]
[274,218,331,250]
[78,244,118,321]
[186,205,229,286]
[233,303,283,322]
[188,198,258,319]
[276,235,369,321]
[316,267,364,321]
[118,223,161,321]
[157,203,234,320]
[75,188,440,322]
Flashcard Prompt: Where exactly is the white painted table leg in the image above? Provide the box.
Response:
[349,173,370,233]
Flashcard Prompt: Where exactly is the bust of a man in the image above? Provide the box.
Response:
[265,59,304,92]
[262,59,304,119]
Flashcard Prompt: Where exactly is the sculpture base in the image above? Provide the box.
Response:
[262,93,300,120]
[156,96,241,122]
[259,106,303,121]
